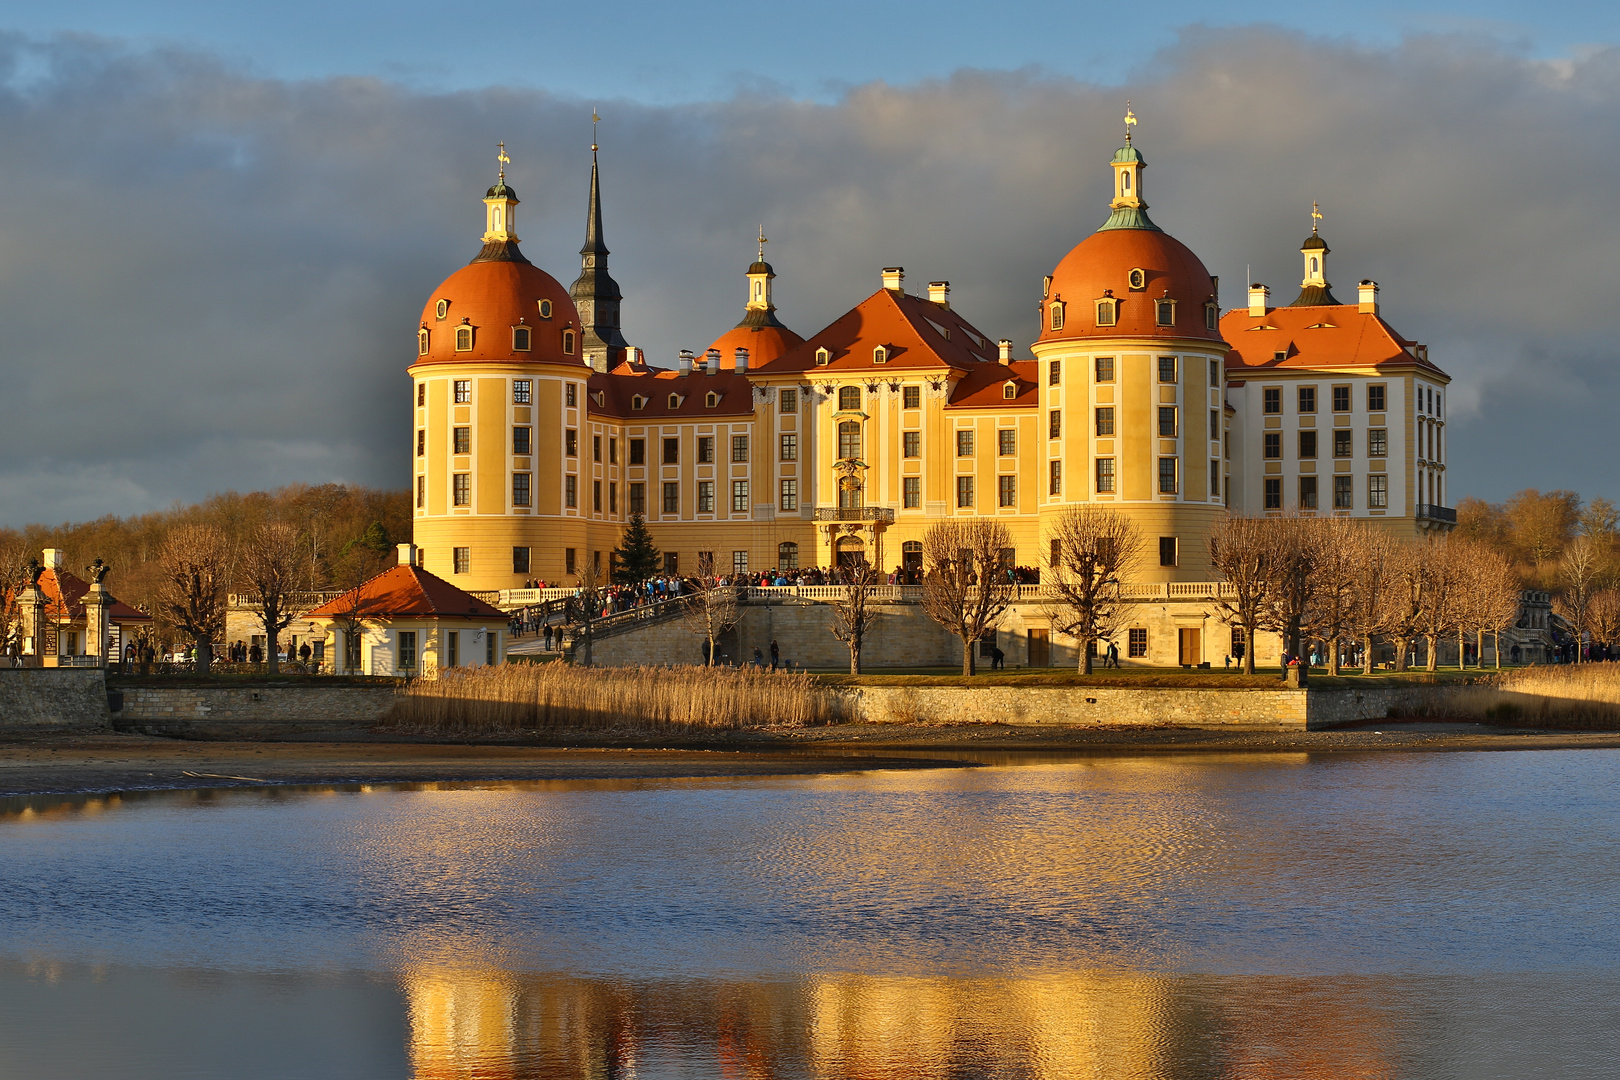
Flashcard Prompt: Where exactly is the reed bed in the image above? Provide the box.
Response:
[384,662,848,735]
[1416,662,1620,730]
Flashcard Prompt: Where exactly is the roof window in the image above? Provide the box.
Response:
[1002,381,1018,400]
[1128,268,1146,290]
[538,299,553,319]
[436,299,449,320]
[632,395,646,410]
[417,327,429,356]
[706,391,720,408]
[1095,298,1118,327]
[455,324,473,351]
[668,393,682,409]
[1049,302,1065,332]
[815,347,831,366]
[512,325,531,352]
[873,345,888,364]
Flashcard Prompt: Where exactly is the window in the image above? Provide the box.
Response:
[1299,475,1318,510]
[453,547,470,574]
[565,475,577,508]
[1158,457,1177,494]
[1369,428,1388,457]
[629,483,645,515]
[513,546,530,574]
[903,385,921,409]
[629,438,645,465]
[1002,382,1017,400]
[395,630,417,672]
[416,475,424,508]
[815,347,831,366]
[1210,409,1220,440]
[1333,430,1353,458]
[1369,474,1389,509]
[452,426,470,455]
[565,429,577,457]
[1159,407,1177,437]
[1368,384,1387,412]
[663,438,679,464]
[1155,299,1176,326]
[1264,477,1282,510]
[538,298,552,319]
[838,421,861,460]
[418,328,429,355]
[956,430,974,457]
[563,330,575,354]
[1159,536,1178,566]
[902,430,920,458]
[781,433,798,461]
[1298,386,1316,413]
[416,429,425,456]
[513,473,530,507]
[956,476,975,508]
[1263,387,1281,414]
[1158,356,1177,382]
[1050,302,1065,331]
[779,479,798,511]
[1095,300,1115,327]
[838,386,861,411]
[455,326,473,351]
[1263,433,1281,459]
[697,481,715,512]
[592,435,602,462]
[417,383,425,406]
[1096,458,1115,493]
[1049,410,1062,439]
[1049,459,1062,496]
[609,482,617,513]
[1094,356,1115,382]
[593,480,601,512]
[454,380,471,403]
[778,542,799,570]
[1049,361,1061,386]
[1129,267,1146,289]
[1128,628,1148,658]
[453,473,470,506]
[609,438,617,464]
[436,299,449,320]
[1210,462,1220,497]
[1435,391,1442,418]
[1332,385,1351,412]
[513,326,531,352]
[565,548,577,575]
[1334,475,1354,509]
[663,482,679,514]
[732,481,750,513]
[731,435,749,462]
[998,475,1016,507]
[998,429,1016,456]
[1298,430,1317,458]
[1095,407,1115,436]
[779,388,797,413]
[903,476,921,508]
[1205,302,1219,331]
[873,345,888,364]
[566,384,577,407]
[704,392,719,408]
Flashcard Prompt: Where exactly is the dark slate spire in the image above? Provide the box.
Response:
[569,141,627,372]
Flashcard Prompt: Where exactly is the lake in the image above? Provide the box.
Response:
[1,750,1617,1078]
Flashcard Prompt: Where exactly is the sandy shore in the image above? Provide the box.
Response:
[3,722,1618,798]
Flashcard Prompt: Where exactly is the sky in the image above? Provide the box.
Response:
[1,2,1618,526]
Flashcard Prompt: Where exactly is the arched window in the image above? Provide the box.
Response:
[873,345,888,364]
[1002,381,1018,400]
[901,540,923,572]
[1205,302,1219,331]
[838,386,861,411]
[1050,302,1065,331]
[631,395,646,410]
[837,420,861,460]
[538,299,553,319]
[512,326,531,351]
[705,392,719,407]
[563,330,575,354]
[1311,257,1319,273]
[417,328,429,355]
[669,393,681,409]
[1122,171,1132,192]
[754,281,763,299]
[492,206,503,229]
[455,326,473,351]
[815,347,831,366]
[777,542,799,570]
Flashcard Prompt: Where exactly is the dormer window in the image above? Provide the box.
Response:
[1205,302,1219,331]
[1128,268,1146,290]
[1049,302,1065,331]
[706,391,720,408]
[592,390,605,407]
[1002,381,1018,400]
[435,299,449,320]
[512,325,531,352]
[455,325,473,351]
[668,393,682,409]
[815,347,831,366]
[1095,298,1118,327]
[873,345,888,364]
[563,330,575,354]
[1155,299,1176,326]
[417,328,429,356]
[538,299,553,319]
[632,395,647,410]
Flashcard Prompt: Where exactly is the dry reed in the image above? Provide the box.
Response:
[1418,662,1620,730]
[384,662,847,735]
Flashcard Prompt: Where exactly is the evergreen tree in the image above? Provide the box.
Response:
[613,513,661,583]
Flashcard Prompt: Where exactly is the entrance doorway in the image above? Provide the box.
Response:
[1028,628,1050,667]
[834,536,867,569]
[1178,628,1202,666]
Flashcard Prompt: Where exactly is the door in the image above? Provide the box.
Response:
[1028,629,1050,668]
[1178,628,1201,667]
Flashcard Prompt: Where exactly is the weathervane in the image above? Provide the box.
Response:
[496,141,509,183]
[757,225,767,260]
[591,109,600,152]
[1124,100,1138,143]
[1311,200,1323,235]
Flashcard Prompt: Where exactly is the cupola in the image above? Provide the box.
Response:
[1099,104,1160,233]
[1289,202,1341,307]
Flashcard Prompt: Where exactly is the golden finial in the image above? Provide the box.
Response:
[757,225,767,260]
[1311,200,1323,235]
[1124,100,1138,143]
[496,141,510,183]
[591,110,600,152]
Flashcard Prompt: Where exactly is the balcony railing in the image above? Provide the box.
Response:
[1416,503,1458,524]
[811,506,896,524]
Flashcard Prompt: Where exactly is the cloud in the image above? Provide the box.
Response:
[0,28,1617,527]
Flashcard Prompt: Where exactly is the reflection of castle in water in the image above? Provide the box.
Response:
[402,966,1399,1079]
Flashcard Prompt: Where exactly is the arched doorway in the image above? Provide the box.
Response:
[834,535,867,569]
[901,540,923,583]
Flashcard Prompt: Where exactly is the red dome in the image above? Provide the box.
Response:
[704,322,805,368]
[1039,228,1222,345]
[415,259,582,367]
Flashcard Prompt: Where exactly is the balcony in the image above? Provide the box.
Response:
[812,506,896,524]
[1416,503,1457,524]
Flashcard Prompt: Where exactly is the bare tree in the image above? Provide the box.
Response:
[1416,534,1463,671]
[159,524,230,672]
[1586,588,1620,658]
[240,521,302,674]
[1208,516,1270,674]
[573,558,606,667]
[1347,526,1397,674]
[1303,516,1361,675]
[1480,560,1524,669]
[827,560,883,674]
[1385,541,1430,672]
[919,519,1016,676]
[1554,534,1605,662]
[1258,516,1319,675]
[681,553,740,667]
[1044,507,1142,674]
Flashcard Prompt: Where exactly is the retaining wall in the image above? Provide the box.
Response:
[108,680,401,739]
[0,668,112,731]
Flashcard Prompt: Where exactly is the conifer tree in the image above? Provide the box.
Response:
[613,513,661,584]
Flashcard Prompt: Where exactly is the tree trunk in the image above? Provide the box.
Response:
[267,629,280,675]
[194,638,213,674]
[1362,634,1375,675]
[1425,633,1438,672]
[1243,626,1255,675]
[1080,636,1094,675]
[962,637,975,676]
[1395,636,1410,672]
[1327,638,1341,676]
[849,645,860,675]
[1495,630,1503,670]
[1458,628,1467,670]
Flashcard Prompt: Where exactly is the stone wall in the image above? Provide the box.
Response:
[0,668,112,731]
[108,680,401,739]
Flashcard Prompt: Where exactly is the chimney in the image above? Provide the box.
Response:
[928,280,950,307]
[1358,279,1380,315]
[705,348,721,375]
[998,339,1013,362]
[734,347,749,374]
[41,548,64,570]
[881,267,905,294]
[1248,283,1270,317]
[397,543,418,568]
[678,349,694,376]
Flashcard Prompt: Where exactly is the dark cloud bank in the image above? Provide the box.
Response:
[1,29,1617,527]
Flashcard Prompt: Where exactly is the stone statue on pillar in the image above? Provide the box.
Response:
[82,558,114,665]
[16,560,45,663]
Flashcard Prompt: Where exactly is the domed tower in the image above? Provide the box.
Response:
[408,149,596,590]
[1032,116,1229,581]
[702,229,805,366]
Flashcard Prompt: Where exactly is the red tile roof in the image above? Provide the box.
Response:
[1221,305,1448,377]
[1041,227,1224,346]
[305,565,506,619]
[587,367,756,420]
[946,361,1039,409]
[22,569,152,623]
[753,288,1001,375]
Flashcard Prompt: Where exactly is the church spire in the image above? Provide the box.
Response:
[569,117,627,372]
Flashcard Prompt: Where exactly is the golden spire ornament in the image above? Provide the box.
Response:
[1311,200,1323,235]
[496,141,510,183]
[757,225,767,260]
[591,110,600,152]
[1124,101,1138,143]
